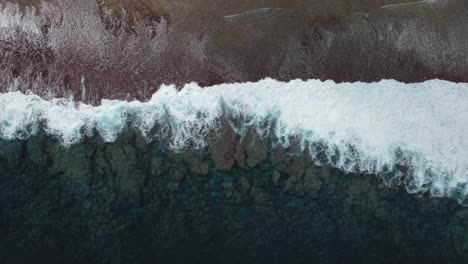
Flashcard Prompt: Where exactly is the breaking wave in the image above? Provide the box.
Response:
[1,78,467,202]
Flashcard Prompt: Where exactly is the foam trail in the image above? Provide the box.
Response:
[1,79,468,201]
[0,4,40,34]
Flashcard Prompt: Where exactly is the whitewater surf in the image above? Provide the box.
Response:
[1,78,467,202]
[1,0,468,263]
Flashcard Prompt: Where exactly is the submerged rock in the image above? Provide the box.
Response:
[0,127,467,263]
[208,124,238,171]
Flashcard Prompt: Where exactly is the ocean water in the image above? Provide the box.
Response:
[1,0,468,263]
[1,79,468,203]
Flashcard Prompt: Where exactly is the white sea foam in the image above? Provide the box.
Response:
[0,4,40,34]
[1,79,468,201]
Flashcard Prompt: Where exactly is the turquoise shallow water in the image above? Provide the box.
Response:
[0,129,467,263]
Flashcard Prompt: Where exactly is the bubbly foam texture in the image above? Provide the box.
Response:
[1,79,468,201]
[0,4,40,34]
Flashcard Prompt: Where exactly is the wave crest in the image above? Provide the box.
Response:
[1,79,468,202]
